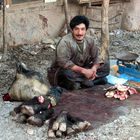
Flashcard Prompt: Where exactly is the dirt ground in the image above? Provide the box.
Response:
[0,29,140,140]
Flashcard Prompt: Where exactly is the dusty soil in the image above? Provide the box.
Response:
[0,29,140,140]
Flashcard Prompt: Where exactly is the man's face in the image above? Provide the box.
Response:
[72,23,87,41]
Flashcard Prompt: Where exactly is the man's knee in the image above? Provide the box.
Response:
[57,69,82,90]
[97,62,110,78]
[60,69,83,81]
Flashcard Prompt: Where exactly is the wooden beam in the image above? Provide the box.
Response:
[78,0,130,5]
[64,0,70,33]
[2,0,7,60]
[99,0,110,62]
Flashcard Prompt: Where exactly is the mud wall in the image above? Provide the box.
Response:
[121,0,140,31]
[80,3,123,31]
[0,1,80,48]
[0,1,137,48]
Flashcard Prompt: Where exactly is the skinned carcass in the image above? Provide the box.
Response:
[9,59,50,101]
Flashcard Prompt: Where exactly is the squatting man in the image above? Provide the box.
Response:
[51,15,110,90]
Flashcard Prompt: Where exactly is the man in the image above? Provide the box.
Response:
[51,15,110,90]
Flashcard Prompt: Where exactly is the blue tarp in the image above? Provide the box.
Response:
[118,73,140,82]
[106,74,128,85]
[118,65,140,78]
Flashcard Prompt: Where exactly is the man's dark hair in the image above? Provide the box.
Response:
[70,15,89,30]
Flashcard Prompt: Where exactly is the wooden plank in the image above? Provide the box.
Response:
[78,0,130,4]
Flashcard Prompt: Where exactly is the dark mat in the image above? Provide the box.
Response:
[54,85,140,128]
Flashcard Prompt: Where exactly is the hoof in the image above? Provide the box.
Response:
[16,114,27,123]
[21,105,35,116]
[9,110,17,117]
[27,116,43,127]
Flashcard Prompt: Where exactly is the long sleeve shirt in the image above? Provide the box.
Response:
[56,33,102,69]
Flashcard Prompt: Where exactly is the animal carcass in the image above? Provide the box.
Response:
[48,110,91,138]
[10,86,63,127]
[9,60,50,101]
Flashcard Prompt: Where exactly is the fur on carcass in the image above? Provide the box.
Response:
[47,110,91,138]
[9,58,50,101]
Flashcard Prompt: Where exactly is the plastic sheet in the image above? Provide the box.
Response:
[106,74,127,85]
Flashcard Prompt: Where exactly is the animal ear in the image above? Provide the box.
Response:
[16,62,29,74]
[12,54,29,74]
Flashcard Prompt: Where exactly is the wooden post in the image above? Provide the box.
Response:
[1,0,10,60]
[64,0,69,33]
[100,0,110,62]
[2,0,7,58]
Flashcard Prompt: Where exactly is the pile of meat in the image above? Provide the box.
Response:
[105,84,138,100]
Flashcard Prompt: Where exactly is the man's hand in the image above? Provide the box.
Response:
[71,65,93,79]
[90,64,100,80]
[89,65,98,80]
[71,64,100,80]
[81,68,95,79]
[81,63,100,80]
